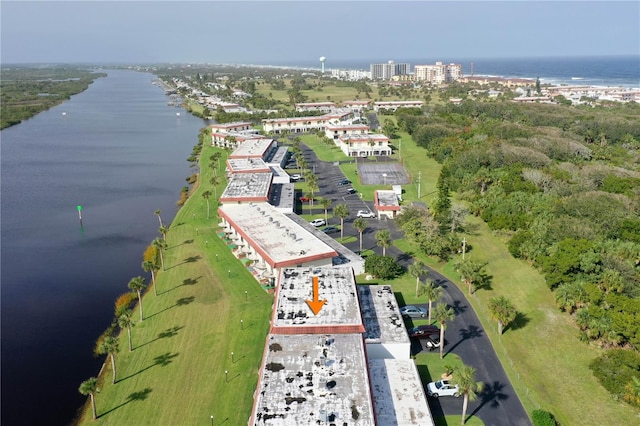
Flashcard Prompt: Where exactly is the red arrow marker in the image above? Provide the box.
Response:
[305,276,326,315]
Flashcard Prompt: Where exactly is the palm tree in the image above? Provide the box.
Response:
[152,237,167,271]
[487,296,517,335]
[209,175,221,199]
[334,203,350,239]
[202,190,212,219]
[320,198,332,223]
[432,303,455,359]
[141,260,159,296]
[375,229,391,256]
[154,209,163,227]
[409,260,426,297]
[353,217,367,252]
[128,276,147,322]
[421,278,443,323]
[454,258,486,295]
[158,225,168,241]
[78,377,99,420]
[453,365,484,425]
[118,310,135,351]
[307,175,319,208]
[97,336,119,384]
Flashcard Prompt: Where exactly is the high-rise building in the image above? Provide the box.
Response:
[414,62,462,84]
[370,60,410,80]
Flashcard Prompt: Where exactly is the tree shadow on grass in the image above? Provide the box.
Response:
[165,255,202,271]
[161,276,202,294]
[170,239,194,250]
[506,311,530,333]
[145,296,195,319]
[118,352,180,382]
[134,325,185,350]
[98,388,153,417]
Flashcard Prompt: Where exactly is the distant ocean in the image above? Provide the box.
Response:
[256,55,640,89]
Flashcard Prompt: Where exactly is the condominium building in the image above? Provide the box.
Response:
[370,60,410,80]
[414,62,462,84]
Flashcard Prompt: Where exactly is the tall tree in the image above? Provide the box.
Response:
[154,209,163,227]
[141,260,159,296]
[320,198,332,223]
[433,303,455,359]
[409,260,426,297]
[118,310,135,352]
[202,190,212,219]
[158,225,168,241]
[152,237,167,271]
[353,217,367,252]
[78,377,99,420]
[420,278,443,323]
[209,175,221,200]
[97,336,119,384]
[453,365,484,425]
[487,296,517,335]
[375,229,392,256]
[454,258,486,295]
[128,276,147,322]
[307,175,319,208]
[334,203,350,239]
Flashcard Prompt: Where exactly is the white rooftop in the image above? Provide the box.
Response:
[230,138,275,158]
[368,359,434,426]
[219,173,272,202]
[226,157,271,174]
[273,266,364,332]
[252,333,375,425]
[218,203,337,268]
[357,285,409,344]
[376,190,400,208]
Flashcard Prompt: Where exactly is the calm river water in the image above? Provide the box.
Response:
[1,69,206,425]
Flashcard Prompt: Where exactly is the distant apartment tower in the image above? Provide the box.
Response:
[370,60,410,80]
[414,62,462,84]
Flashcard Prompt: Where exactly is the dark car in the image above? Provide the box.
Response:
[408,325,440,339]
[346,188,357,195]
[322,226,340,234]
[338,179,352,186]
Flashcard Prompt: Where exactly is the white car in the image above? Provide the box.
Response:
[309,219,326,227]
[357,210,376,218]
[427,380,460,398]
[290,174,302,181]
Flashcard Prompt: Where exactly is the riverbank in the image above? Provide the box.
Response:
[74,144,273,424]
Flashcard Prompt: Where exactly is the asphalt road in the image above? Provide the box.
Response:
[298,143,531,426]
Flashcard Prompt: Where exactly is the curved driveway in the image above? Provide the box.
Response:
[298,143,531,426]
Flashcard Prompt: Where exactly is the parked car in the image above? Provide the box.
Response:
[299,196,314,202]
[357,210,376,218]
[290,174,302,181]
[408,325,440,339]
[400,305,428,318]
[309,219,326,227]
[346,188,357,195]
[338,179,352,186]
[322,226,340,234]
[427,380,460,398]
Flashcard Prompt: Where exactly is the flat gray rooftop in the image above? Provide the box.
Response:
[220,173,272,201]
[226,158,271,173]
[252,333,375,425]
[368,358,434,426]
[376,190,400,207]
[218,203,337,268]
[273,266,364,332]
[230,138,274,158]
[358,285,409,344]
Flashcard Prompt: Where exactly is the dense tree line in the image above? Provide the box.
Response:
[1,67,106,129]
[397,97,640,403]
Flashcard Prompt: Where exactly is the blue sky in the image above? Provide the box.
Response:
[1,1,638,65]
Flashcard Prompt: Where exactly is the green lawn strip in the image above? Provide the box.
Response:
[77,146,273,425]
[299,134,347,162]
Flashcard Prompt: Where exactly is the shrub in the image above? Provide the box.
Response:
[364,254,404,280]
[589,348,640,406]
[114,292,137,317]
[531,409,557,426]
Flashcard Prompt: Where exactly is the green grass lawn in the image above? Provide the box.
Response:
[76,147,273,425]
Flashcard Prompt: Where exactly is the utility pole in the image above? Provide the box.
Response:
[462,238,467,260]
[417,171,422,199]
